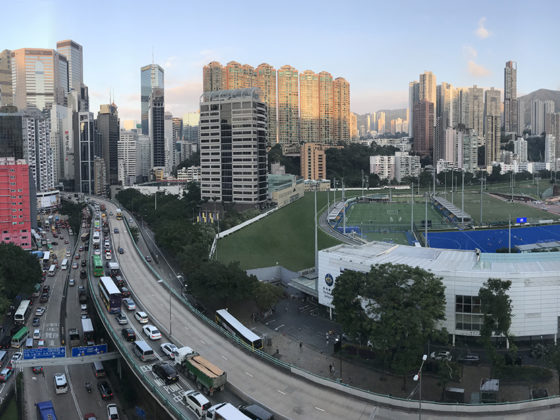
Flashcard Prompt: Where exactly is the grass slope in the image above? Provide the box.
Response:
[217,192,340,271]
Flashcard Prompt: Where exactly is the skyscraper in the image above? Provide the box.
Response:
[333,77,350,142]
[318,71,334,143]
[149,88,165,168]
[485,114,501,167]
[504,61,518,134]
[467,85,484,137]
[412,101,434,156]
[0,50,13,107]
[484,88,501,141]
[75,112,95,194]
[203,61,225,92]
[299,70,319,143]
[277,65,299,147]
[419,71,436,108]
[11,48,69,111]
[97,103,120,185]
[437,82,454,128]
[531,100,555,136]
[255,63,277,146]
[224,61,255,90]
[408,81,420,136]
[300,143,326,180]
[118,130,137,186]
[140,64,164,135]
[199,88,267,204]
[56,40,83,92]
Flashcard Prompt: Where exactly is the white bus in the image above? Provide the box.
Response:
[61,258,69,270]
[42,251,51,269]
[14,300,31,324]
[48,264,56,277]
[54,373,68,394]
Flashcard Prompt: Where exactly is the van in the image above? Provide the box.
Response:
[0,350,7,364]
[48,265,56,277]
[92,361,106,378]
[25,338,34,349]
[133,340,155,362]
[61,259,68,270]
[238,404,274,420]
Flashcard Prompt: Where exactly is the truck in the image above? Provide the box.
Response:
[206,403,251,420]
[36,400,57,420]
[100,204,106,212]
[175,352,226,396]
[108,262,120,277]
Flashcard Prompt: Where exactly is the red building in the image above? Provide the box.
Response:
[0,158,32,250]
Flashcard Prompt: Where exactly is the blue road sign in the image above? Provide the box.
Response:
[517,217,527,223]
[23,347,66,360]
[71,344,108,357]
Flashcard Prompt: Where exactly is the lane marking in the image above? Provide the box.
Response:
[277,390,286,395]
[221,355,228,360]
[65,365,83,420]
[245,372,253,378]
[274,324,284,331]
[314,407,326,412]
[200,340,206,345]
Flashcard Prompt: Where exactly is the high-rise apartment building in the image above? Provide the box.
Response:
[514,137,528,163]
[97,103,120,185]
[485,115,501,167]
[199,88,267,204]
[419,71,436,107]
[408,81,420,136]
[224,61,255,90]
[118,130,137,186]
[531,100,555,136]
[484,88,501,139]
[299,70,319,143]
[140,64,164,135]
[0,50,13,107]
[504,61,518,134]
[377,112,386,134]
[333,77,350,142]
[0,158,32,250]
[412,101,434,156]
[437,82,454,128]
[467,85,484,137]
[350,112,358,140]
[203,61,225,92]
[56,40,83,92]
[75,112,95,194]
[318,71,334,143]
[255,63,277,146]
[11,48,68,111]
[300,143,326,180]
[148,88,165,168]
[277,65,299,147]
[93,156,106,195]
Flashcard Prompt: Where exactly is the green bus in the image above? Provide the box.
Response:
[11,326,29,348]
[93,255,103,277]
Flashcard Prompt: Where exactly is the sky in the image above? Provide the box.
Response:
[4,0,560,121]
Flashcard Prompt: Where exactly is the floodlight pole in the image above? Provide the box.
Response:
[424,193,428,247]
[411,183,414,234]
[480,174,483,226]
[508,214,511,253]
[461,170,464,224]
[314,182,318,272]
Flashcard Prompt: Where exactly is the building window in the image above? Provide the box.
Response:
[455,295,483,331]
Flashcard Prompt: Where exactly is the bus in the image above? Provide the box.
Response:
[80,232,90,242]
[14,300,31,324]
[99,276,122,314]
[11,326,29,348]
[68,328,80,347]
[36,401,57,420]
[93,255,104,277]
[94,219,100,230]
[42,251,51,269]
[81,317,95,344]
[215,309,263,350]
[116,208,123,220]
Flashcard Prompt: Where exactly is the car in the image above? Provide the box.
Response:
[145,255,152,262]
[107,403,119,420]
[458,354,480,365]
[33,329,41,340]
[0,336,11,349]
[81,260,86,267]
[79,246,84,252]
[160,342,179,359]
[119,287,131,298]
[42,285,50,293]
[134,311,149,324]
[64,239,69,244]
[11,352,22,363]
[430,351,452,361]
[83,413,97,420]
[65,250,71,257]
[121,328,136,342]
[0,368,13,382]
[40,293,49,303]
[129,218,133,223]
[183,389,211,418]
[51,241,58,245]
[81,303,88,313]
[80,269,87,279]
[97,380,113,400]
[118,247,124,254]
[84,244,89,251]
[152,362,178,384]
[123,298,136,311]
[94,249,101,256]
[72,262,78,269]
[114,228,119,234]
[35,307,46,316]
[114,276,125,287]
[105,252,112,260]
[32,366,43,374]
[32,317,40,327]
[69,278,75,286]
[142,324,161,340]
[75,254,80,260]
[115,313,128,325]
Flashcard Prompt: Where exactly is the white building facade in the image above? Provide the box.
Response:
[118,130,137,186]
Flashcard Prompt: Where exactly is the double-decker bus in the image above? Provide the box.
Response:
[92,255,104,277]
[215,309,263,350]
[99,276,122,314]
[14,300,31,324]
[11,326,29,348]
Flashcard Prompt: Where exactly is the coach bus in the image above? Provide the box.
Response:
[14,300,31,324]
[215,309,263,350]
[92,255,104,277]
[36,401,57,420]
[11,326,29,348]
[99,276,122,314]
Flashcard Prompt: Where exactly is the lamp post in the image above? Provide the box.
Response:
[413,354,428,420]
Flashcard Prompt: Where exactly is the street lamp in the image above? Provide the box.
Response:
[413,354,428,420]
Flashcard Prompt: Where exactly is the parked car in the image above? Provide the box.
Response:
[97,380,113,400]
[457,354,480,365]
[122,298,136,311]
[430,351,452,361]
[33,329,41,340]
[115,313,128,325]
[152,362,178,384]
[160,342,180,359]
[0,368,13,382]
[142,325,161,340]
[121,328,136,342]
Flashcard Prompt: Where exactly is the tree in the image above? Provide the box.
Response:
[253,282,284,313]
[332,263,446,387]
[0,243,42,311]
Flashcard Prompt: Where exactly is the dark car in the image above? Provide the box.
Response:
[152,362,178,384]
[32,317,40,327]
[51,241,58,245]
[121,328,136,342]
[42,285,50,293]
[114,276,125,288]
[80,269,87,279]
[119,287,131,298]
[84,244,89,251]
[97,380,113,400]
[39,293,49,303]
[118,247,124,254]
[81,260,86,267]
[0,336,11,349]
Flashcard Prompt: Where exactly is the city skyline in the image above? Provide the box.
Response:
[3,1,560,120]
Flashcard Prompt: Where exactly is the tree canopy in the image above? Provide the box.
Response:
[332,263,446,375]
[478,278,513,341]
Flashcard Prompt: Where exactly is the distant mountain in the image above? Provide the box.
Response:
[519,89,560,127]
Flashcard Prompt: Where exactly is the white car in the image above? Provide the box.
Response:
[107,403,119,420]
[142,324,161,340]
[35,307,46,317]
[65,250,71,257]
[33,329,41,340]
[430,351,452,361]
[115,313,128,325]
[134,311,149,324]
[11,352,22,363]
[105,251,112,260]
[160,342,179,359]
[123,298,136,311]
[183,389,211,418]
[94,249,101,256]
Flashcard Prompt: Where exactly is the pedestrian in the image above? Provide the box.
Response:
[329,364,333,374]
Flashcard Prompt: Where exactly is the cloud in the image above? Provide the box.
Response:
[467,60,491,77]
[475,17,490,39]
[463,45,477,60]
[163,56,177,69]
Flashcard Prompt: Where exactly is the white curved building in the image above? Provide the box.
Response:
[318,242,560,343]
